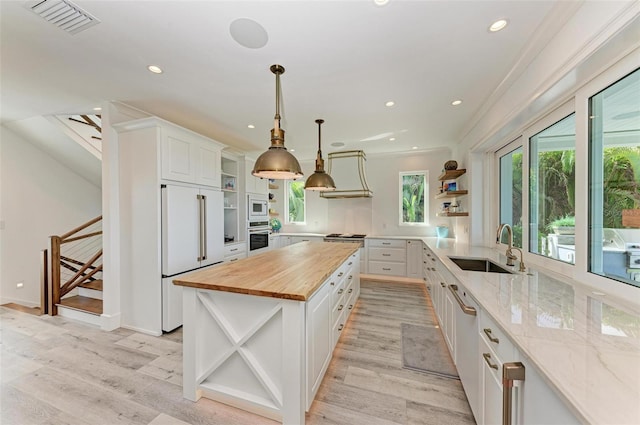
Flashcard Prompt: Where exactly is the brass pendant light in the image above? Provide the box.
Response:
[304,119,336,191]
[252,64,303,180]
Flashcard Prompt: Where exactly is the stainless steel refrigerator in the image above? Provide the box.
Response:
[161,184,224,331]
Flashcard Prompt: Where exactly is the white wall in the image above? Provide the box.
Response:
[0,126,102,306]
[280,149,463,238]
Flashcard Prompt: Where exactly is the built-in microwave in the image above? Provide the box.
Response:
[248,194,268,222]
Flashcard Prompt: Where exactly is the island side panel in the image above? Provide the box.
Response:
[182,285,305,423]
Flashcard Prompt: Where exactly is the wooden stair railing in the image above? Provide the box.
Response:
[49,215,103,315]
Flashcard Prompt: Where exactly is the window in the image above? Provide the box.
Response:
[498,144,523,248]
[529,113,576,263]
[286,180,306,224]
[589,68,640,287]
[399,171,428,225]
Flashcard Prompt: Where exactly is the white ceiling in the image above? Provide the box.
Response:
[1,0,574,160]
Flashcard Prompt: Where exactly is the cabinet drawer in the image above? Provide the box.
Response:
[331,278,346,307]
[331,294,345,325]
[368,261,406,276]
[332,311,346,346]
[479,332,503,381]
[369,247,406,262]
[479,312,515,362]
[368,238,405,248]
[224,253,245,263]
[224,243,246,256]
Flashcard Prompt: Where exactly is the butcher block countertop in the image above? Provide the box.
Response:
[173,241,360,301]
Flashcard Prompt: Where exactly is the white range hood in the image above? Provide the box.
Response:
[320,150,373,199]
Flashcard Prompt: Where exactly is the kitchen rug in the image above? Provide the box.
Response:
[401,323,459,379]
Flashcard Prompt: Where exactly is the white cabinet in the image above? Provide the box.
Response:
[160,122,223,187]
[479,334,503,425]
[290,235,324,245]
[305,279,332,407]
[223,242,246,264]
[443,286,455,355]
[245,159,269,195]
[269,234,279,250]
[406,239,422,279]
[367,238,407,277]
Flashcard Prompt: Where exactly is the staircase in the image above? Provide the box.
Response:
[46,216,103,326]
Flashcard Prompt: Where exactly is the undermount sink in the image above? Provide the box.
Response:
[448,256,514,274]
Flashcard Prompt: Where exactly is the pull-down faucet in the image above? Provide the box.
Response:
[496,223,526,272]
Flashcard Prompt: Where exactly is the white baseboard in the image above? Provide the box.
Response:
[360,273,423,284]
[120,324,162,337]
[58,306,101,327]
[0,296,39,308]
[100,312,121,331]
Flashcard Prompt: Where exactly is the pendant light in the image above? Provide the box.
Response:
[304,119,336,191]
[252,64,303,180]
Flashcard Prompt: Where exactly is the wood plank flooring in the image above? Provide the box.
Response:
[58,295,103,314]
[1,279,475,425]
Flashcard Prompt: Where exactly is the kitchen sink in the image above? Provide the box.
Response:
[448,257,514,274]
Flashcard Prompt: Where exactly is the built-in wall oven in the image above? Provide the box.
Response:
[248,221,270,256]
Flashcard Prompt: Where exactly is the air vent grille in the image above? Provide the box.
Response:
[30,0,100,35]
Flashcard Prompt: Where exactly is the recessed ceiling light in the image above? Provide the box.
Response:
[148,65,163,74]
[385,101,395,107]
[93,107,102,111]
[412,146,418,150]
[451,100,463,106]
[290,149,295,152]
[247,124,255,129]
[489,19,508,32]
[331,142,345,147]
[374,0,390,6]
[389,137,396,141]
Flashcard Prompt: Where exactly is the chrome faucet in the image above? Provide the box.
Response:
[496,223,526,272]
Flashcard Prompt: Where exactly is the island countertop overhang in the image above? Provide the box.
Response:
[173,241,360,301]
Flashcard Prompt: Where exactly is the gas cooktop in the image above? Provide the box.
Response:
[324,233,367,239]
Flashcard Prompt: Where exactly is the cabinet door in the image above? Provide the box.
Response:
[480,351,502,425]
[444,287,456,356]
[161,127,198,183]
[406,240,422,278]
[201,188,224,266]
[306,282,332,409]
[162,185,200,275]
[454,285,480,420]
[196,141,221,187]
[245,159,269,195]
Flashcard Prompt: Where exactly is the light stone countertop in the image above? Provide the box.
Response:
[422,237,640,425]
[272,232,328,237]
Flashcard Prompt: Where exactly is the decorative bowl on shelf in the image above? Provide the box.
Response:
[444,160,458,170]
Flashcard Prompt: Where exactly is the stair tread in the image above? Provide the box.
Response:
[58,296,102,315]
[80,279,103,291]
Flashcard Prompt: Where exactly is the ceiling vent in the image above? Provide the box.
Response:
[29,0,100,35]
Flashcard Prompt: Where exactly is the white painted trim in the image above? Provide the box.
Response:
[119,324,163,337]
[360,273,422,284]
[58,306,101,327]
[100,312,121,331]
[0,296,39,308]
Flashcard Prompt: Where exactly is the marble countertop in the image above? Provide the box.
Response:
[174,241,359,301]
[422,237,640,425]
[273,232,328,237]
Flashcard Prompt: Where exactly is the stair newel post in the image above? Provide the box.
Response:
[40,249,49,315]
[50,235,61,316]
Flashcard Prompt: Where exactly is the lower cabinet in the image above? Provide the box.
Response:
[305,250,360,410]
[406,239,422,279]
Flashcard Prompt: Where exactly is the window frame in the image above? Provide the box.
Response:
[285,179,306,225]
[398,170,429,226]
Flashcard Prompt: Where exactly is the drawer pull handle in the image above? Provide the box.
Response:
[503,362,526,425]
[338,304,344,311]
[483,353,498,370]
[383,267,391,271]
[440,282,446,287]
[348,261,353,265]
[382,253,391,257]
[230,258,237,262]
[338,324,344,331]
[230,248,238,252]
[338,289,344,295]
[330,281,335,286]
[449,284,477,316]
[348,275,353,280]
[349,304,353,309]
[348,288,353,293]
[431,258,436,261]
[382,242,391,245]
[338,272,344,277]
[484,328,500,344]
[423,261,427,264]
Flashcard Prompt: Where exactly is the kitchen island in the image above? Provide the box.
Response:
[173,241,361,424]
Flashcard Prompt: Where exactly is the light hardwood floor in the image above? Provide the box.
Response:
[1,280,475,425]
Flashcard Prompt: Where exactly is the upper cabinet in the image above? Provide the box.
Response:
[436,168,468,217]
[245,158,269,196]
[160,122,224,187]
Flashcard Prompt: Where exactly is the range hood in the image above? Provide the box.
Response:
[320,150,373,199]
